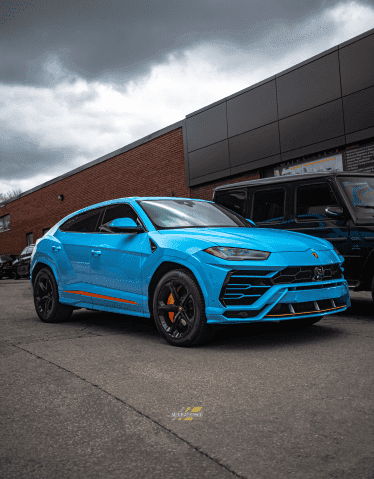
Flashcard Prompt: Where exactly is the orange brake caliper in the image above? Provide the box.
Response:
[167,293,175,322]
[167,286,182,323]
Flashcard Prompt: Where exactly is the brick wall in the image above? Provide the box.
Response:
[190,170,260,201]
[0,127,188,255]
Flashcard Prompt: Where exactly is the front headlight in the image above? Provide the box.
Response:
[204,246,271,261]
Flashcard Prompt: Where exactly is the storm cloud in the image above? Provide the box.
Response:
[1,0,374,195]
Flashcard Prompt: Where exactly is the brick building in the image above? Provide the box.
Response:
[1,27,374,254]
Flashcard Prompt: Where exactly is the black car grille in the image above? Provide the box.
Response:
[271,264,342,284]
[220,265,342,307]
[220,270,273,306]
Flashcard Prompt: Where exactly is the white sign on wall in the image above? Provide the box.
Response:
[274,154,343,176]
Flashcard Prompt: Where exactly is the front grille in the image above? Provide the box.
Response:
[220,270,272,306]
[271,264,342,284]
[220,265,343,307]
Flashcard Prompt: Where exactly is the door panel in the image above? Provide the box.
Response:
[286,180,351,275]
[89,233,148,313]
[88,202,148,314]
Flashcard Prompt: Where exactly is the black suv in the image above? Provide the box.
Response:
[0,254,18,279]
[213,172,374,299]
[12,244,35,280]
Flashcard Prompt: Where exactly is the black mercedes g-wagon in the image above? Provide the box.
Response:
[213,172,374,299]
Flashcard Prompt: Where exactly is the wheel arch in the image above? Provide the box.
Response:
[31,261,58,287]
[148,261,206,316]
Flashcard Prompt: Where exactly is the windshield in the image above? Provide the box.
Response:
[138,199,252,230]
[338,177,374,214]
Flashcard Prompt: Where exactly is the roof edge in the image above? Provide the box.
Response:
[0,119,185,208]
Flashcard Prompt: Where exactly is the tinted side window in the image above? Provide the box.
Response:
[296,183,338,220]
[20,248,28,256]
[60,208,103,233]
[99,204,140,231]
[214,190,246,216]
[253,188,285,223]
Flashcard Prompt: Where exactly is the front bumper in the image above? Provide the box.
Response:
[205,278,350,324]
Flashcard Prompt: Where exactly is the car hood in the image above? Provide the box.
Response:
[157,227,333,252]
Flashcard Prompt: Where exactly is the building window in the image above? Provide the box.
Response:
[0,214,10,233]
[26,232,33,245]
[43,228,50,236]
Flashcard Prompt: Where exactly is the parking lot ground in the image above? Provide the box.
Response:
[1,278,374,479]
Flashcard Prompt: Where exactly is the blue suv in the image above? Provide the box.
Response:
[30,197,350,346]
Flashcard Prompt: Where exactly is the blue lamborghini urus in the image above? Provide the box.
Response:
[30,197,350,346]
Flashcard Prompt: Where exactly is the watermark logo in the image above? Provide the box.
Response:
[172,407,203,421]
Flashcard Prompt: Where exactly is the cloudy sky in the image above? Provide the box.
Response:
[1,0,374,196]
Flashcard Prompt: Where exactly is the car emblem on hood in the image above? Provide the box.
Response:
[312,252,318,258]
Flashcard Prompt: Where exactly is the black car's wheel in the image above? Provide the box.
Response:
[12,270,20,280]
[153,270,211,347]
[33,268,73,323]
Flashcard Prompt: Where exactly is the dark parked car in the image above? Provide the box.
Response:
[213,172,374,299]
[12,245,35,279]
[0,254,18,279]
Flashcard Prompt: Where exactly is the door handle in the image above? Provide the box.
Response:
[91,250,101,256]
[52,246,61,251]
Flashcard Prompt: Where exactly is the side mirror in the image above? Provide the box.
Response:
[109,217,144,233]
[325,206,344,219]
[246,218,256,226]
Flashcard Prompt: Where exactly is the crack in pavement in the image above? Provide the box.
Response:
[11,341,246,479]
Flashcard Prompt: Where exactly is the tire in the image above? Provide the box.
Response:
[152,270,211,347]
[12,270,20,280]
[371,275,374,302]
[33,268,73,323]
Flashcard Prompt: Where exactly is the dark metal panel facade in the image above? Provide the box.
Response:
[276,51,341,119]
[343,85,374,134]
[226,80,277,137]
[188,140,230,179]
[339,33,374,96]
[229,122,280,168]
[186,102,227,152]
[183,28,374,187]
[279,99,345,152]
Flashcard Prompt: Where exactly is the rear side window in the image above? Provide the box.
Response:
[296,183,338,220]
[252,188,286,224]
[60,208,103,233]
[214,190,246,216]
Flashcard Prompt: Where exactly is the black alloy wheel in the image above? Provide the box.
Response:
[153,270,211,347]
[12,270,20,280]
[33,268,73,323]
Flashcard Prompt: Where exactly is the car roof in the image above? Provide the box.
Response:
[213,172,374,192]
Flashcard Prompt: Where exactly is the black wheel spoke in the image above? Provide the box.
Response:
[158,302,179,313]
[168,282,181,305]
[169,311,182,334]
[181,310,193,327]
[181,293,193,308]
[38,281,47,293]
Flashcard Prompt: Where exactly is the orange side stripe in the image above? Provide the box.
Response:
[64,291,138,305]
[266,305,345,317]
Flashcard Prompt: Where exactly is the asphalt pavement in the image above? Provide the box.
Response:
[1,278,373,479]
